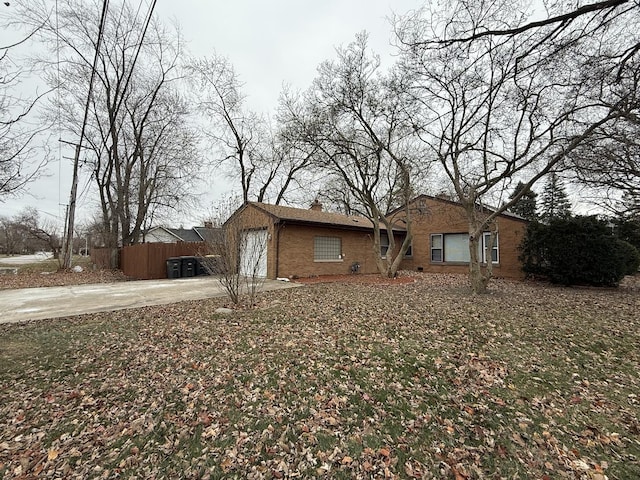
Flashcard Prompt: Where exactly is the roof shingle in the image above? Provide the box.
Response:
[249,202,405,231]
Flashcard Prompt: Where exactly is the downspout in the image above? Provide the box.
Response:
[275,221,284,279]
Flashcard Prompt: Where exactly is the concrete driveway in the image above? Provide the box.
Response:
[0,252,53,265]
[0,277,301,324]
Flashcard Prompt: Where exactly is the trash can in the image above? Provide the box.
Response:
[181,256,196,278]
[196,256,210,276]
[166,257,182,279]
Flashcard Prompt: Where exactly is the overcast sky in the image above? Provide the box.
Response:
[1,0,423,228]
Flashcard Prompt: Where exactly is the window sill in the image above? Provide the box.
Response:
[314,259,344,263]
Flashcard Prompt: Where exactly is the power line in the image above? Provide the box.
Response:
[56,0,61,213]
[111,0,157,123]
[61,0,158,268]
[61,0,110,269]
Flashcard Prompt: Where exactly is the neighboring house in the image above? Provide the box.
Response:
[144,223,221,244]
[226,196,528,280]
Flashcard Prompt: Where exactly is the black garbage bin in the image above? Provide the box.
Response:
[196,256,210,276]
[181,256,196,278]
[166,257,182,279]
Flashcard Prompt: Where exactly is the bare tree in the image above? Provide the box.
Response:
[200,194,244,228]
[187,55,313,205]
[395,0,638,293]
[280,33,422,277]
[12,0,201,268]
[0,215,24,254]
[13,207,62,258]
[0,26,49,198]
[569,117,640,215]
[187,55,264,203]
[202,205,267,307]
[0,207,61,257]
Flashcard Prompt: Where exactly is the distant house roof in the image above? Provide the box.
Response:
[247,202,406,232]
[145,226,222,243]
[166,228,203,242]
[193,226,223,243]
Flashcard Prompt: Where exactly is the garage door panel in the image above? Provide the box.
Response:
[240,230,267,278]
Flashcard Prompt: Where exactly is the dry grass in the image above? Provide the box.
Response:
[0,256,129,290]
[0,274,638,479]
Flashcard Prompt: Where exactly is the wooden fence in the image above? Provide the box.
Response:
[91,242,209,280]
[90,247,114,270]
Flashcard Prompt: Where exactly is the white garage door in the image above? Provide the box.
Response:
[240,229,268,278]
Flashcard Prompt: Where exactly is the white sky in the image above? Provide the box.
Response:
[1,0,423,229]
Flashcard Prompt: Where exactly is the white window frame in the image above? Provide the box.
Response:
[314,236,342,262]
[482,232,499,264]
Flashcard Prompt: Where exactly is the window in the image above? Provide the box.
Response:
[404,242,413,258]
[443,233,469,262]
[431,234,443,262]
[431,233,499,264]
[482,232,499,264]
[380,232,389,258]
[314,236,342,261]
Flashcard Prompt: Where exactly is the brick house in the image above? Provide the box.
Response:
[394,195,528,279]
[226,195,528,279]
[225,201,405,278]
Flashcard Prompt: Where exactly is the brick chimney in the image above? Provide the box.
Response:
[204,221,213,228]
[310,199,323,212]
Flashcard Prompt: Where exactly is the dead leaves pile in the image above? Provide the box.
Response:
[1,273,639,479]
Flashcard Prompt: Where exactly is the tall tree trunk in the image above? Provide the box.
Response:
[468,231,490,294]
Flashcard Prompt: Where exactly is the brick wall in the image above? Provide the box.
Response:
[275,224,379,278]
[230,199,528,280]
[398,197,527,279]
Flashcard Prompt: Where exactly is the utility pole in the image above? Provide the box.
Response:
[60,0,109,269]
[61,143,81,268]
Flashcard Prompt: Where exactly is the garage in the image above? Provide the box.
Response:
[239,229,268,278]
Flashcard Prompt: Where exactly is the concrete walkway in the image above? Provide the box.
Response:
[0,277,301,324]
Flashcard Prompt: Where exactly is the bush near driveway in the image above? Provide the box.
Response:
[1,274,639,479]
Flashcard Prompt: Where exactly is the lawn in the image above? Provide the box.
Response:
[0,256,127,290]
[1,274,638,479]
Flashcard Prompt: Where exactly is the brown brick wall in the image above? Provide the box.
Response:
[398,197,527,279]
[231,199,527,280]
[275,224,380,278]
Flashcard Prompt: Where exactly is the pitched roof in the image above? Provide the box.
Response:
[389,194,529,223]
[194,226,223,243]
[167,228,203,242]
[249,202,405,232]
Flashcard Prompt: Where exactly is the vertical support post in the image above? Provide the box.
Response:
[61,143,81,269]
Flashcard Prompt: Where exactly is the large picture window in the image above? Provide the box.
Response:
[431,233,499,264]
[314,236,342,261]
